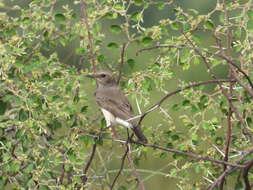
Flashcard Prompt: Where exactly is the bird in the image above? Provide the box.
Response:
[87,71,148,143]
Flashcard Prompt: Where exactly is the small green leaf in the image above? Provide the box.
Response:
[171,22,180,30]
[142,36,153,46]
[0,100,7,115]
[160,152,168,159]
[247,20,253,31]
[215,137,223,145]
[247,10,253,19]
[134,0,143,6]
[131,12,141,22]
[171,134,180,141]
[172,104,180,111]
[107,42,119,48]
[54,13,66,24]
[19,109,29,121]
[204,20,215,29]
[127,59,135,68]
[104,12,118,19]
[110,25,122,34]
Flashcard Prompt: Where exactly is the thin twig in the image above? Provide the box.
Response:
[110,144,129,190]
[136,44,185,55]
[117,43,129,84]
[220,4,234,189]
[81,143,97,185]
[137,79,234,125]
[80,0,96,72]
[242,158,253,190]
[207,148,253,190]
[84,133,245,168]
[127,143,146,190]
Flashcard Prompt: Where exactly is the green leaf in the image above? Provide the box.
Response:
[172,104,180,111]
[215,137,223,145]
[171,134,180,141]
[171,22,180,30]
[127,59,135,68]
[19,109,29,121]
[54,13,66,24]
[247,20,253,31]
[131,12,141,22]
[104,12,118,19]
[81,106,88,113]
[134,0,143,6]
[247,10,253,19]
[204,20,215,29]
[142,36,153,46]
[160,152,168,159]
[0,100,7,115]
[110,25,122,34]
[107,42,119,48]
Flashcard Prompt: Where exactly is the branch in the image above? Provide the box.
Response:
[110,144,129,190]
[127,143,146,190]
[80,0,96,72]
[84,133,245,168]
[243,158,253,190]
[117,42,129,84]
[207,148,253,190]
[135,79,234,125]
[81,143,97,185]
[136,44,185,55]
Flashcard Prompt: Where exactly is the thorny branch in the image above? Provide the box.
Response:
[134,79,234,126]
[110,143,129,190]
[80,0,96,72]
[207,148,253,190]
[84,133,245,168]
[243,158,253,190]
[117,42,129,84]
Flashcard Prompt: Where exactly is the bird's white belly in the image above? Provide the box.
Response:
[101,108,115,127]
[101,108,133,128]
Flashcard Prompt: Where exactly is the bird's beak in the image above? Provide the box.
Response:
[85,74,96,78]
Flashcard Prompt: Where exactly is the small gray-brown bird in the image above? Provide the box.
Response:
[87,71,147,143]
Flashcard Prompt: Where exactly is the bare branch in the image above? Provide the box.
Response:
[137,79,234,125]
[243,158,253,190]
[80,0,96,72]
[136,44,185,55]
[117,43,129,84]
[207,148,253,190]
[84,133,245,168]
[110,143,129,190]
[81,142,97,186]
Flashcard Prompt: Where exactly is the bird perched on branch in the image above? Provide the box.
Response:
[87,71,147,143]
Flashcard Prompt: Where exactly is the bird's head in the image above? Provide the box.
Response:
[86,71,116,86]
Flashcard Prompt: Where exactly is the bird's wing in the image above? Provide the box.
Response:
[95,86,134,121]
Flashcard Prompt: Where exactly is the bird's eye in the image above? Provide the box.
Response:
[100,74,106,78]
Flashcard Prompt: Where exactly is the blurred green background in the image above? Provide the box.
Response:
[1,0,228,189]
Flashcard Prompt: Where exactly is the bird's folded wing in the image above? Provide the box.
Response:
[96,88,134,121]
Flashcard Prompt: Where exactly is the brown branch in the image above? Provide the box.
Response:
[136,44,185,55]
[59,163,65,185]
[80,0,96,72]
[213,54,253,91]
[207,148,253,190]
[110,143,129,190]
[84,133,245,168]
[81,143,97,185]
[220,5,234,189]
[117,43,129,84]
[127,143,146,190]
[243,158,253,190]
[137,79,234,126]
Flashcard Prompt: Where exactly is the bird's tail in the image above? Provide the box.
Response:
[132,126,148,143]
